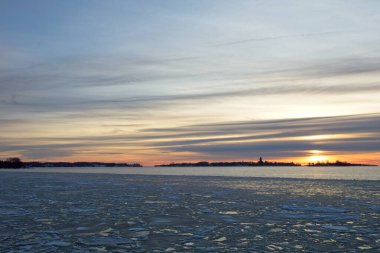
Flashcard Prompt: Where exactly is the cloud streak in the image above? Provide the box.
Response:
[213,30,354,47]
[1,113,379,163]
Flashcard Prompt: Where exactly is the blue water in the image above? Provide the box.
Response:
[4,166,380,180]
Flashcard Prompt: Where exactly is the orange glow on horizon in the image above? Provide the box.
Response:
[14,150,380,166]
[307,155,331,163]
[291,151,380,166]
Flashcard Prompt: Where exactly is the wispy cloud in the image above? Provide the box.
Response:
[212,30,354,47]
[1,113,379,162]
[137,113,380,159]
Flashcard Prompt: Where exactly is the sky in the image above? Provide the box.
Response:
[1,0,380,165]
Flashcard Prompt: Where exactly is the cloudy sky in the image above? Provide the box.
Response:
[1,0,380,165]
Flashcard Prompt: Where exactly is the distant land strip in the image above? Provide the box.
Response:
[0,158,142,169]
[155,157,299,167]
[156,157,376,167]
[0,157,376,169]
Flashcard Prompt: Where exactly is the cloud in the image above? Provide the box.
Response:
[166,138,380,156]
[301,57,380,78]
[0,143,83,160]
[0,52,211,88]
[1,45,380,124]
[140,113,380,158]
[2,80,380,117]
[142,113,380,136]
[2,113,378,162]
[212,30,353,47]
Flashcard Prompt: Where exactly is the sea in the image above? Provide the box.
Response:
[1,166,379,252]
[5,166,380,180]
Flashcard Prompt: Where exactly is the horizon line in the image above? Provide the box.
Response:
[2,157,378,166]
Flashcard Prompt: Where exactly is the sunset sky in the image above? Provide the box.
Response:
[1,0,380,165]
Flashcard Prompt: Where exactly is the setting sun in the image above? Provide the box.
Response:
[307,155,330,163]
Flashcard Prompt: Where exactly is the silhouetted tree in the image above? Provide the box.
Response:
[0,157,24,169]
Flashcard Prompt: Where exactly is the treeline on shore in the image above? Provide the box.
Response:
[307,161,375,166]
[0,158,24,169]
[0,158,142,169]
[156,157,301,167]
[155,161,301,167]
[157,161,375,167]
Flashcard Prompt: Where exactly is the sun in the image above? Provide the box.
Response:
[304,150,331,163]
[307,155,330,163]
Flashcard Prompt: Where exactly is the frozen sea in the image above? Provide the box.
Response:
[0,167,379,252]
[5,165,380,180]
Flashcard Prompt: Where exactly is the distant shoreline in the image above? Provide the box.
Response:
[155,159,376,167]
[155,163,376,167]
[0,160,142,169]
[0,157,377,169]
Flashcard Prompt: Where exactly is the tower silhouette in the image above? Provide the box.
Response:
[258,157,264,165]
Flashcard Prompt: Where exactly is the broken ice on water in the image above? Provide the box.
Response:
[0,171,379,252]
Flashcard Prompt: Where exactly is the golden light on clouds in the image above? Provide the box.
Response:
[309,150,323,154]
[296,133,371,141]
